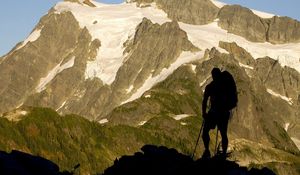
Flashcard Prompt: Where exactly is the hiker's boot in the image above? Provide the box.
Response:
[218,150,228,160]
[201,149,211,159]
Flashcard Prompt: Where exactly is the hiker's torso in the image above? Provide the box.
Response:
[206,81,226,112]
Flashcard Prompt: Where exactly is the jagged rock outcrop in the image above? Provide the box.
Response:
[130,0,219,25]
[199,50,296,151]
[218,5,268,42]
[20,11,104,118]
[95,18,199,118]
[254,57,300,145]
[219,41,255,66]
[111,18,198,93]
[218,5,300,44]
[218,42,300,152]
[255,57,300,105]
[267,16,300,44]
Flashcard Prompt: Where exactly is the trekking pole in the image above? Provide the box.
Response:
[192,120,204,159]
[214,126,219,155]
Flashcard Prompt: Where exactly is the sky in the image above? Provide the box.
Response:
[0,0,299,57]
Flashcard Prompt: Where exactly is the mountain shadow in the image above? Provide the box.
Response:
[102,145,276,175]
[0,150,74,175]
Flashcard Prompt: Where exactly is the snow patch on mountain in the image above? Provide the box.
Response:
[173,114,191,120]
[36,57,75,93]
[291,137,300,151]
[199,76,211,88]
[56,101,67,111]
[126,85,134,94]
[267,89,293,105]
[179,21,300,73]
[190,64,197,73]
[138,120,147,126]
[99,118,109,124]
[284,123,290,131]
[122,51,204,104]
[1,109,28,122]
[251,9,275,18]
[210,0,226,8]
[55,1,170,84]
[16,28,42,50]
[239,63,254,70]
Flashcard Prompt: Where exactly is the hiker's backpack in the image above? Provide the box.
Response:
[221,71,238,110]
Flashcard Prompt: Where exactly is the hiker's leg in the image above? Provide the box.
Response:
[201,122,211,158]
[220,127,228,153]
[202,123,210,151]
[219,112,229,153]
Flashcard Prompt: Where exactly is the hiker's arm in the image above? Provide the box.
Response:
[202,87,209,118]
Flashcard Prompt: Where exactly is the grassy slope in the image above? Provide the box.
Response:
[0,107,205,174]
[1,107,299,175]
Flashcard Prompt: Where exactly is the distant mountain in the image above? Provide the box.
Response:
[0,0,300,174]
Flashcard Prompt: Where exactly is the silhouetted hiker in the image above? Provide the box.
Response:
[201,68,237,159]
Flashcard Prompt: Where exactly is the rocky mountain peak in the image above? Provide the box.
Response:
[217,4,300,43]
[129,0,219,25]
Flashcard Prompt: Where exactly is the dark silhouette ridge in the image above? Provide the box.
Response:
[102,145,276,175]
[0,150,73,175]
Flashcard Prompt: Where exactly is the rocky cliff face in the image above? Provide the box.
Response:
[218,5,267,42]
[218,5,300,44]
[0,10,92,115]
[267,16,300,44]
[219,42,300,153]
[96,18,198,118]
[110,18,199,101]
[131,0,219,25]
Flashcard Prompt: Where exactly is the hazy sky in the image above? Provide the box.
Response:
[0,0,299,56]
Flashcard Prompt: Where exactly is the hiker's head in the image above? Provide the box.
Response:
[211,68,221,81]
